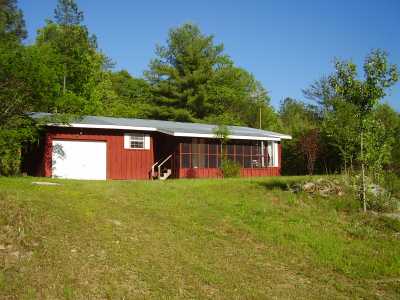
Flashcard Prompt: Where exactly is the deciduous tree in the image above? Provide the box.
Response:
[328,50,398,211]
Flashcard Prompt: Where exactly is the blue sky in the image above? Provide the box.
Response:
[19,0,400,111]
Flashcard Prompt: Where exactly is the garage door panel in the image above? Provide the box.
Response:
[52,140,107,180]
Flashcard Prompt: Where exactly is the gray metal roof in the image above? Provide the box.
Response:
[31,112,291,141]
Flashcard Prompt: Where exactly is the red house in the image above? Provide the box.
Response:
[27,113,291,180]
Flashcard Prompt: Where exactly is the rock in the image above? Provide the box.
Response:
[0,244,6,250]
[383,213,400,220]
[288,178,346,197]
[369,184,385,197]
[319,188,330,197]
[303,182,316,193]
[24,251,33,260]
[287,183,301,193]
[31,181,61,186]
[110,219,122,226]
[10,251,20,258]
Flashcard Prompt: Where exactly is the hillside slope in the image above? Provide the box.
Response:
[1,177,399,299]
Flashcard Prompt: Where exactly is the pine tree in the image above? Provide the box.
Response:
[54,0,83,26]
[0,0,27,43]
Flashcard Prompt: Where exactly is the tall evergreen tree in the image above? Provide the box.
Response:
[145,23,229,121]
[145,23,278,127]
[54,0,83,26]
[0,0,26,43]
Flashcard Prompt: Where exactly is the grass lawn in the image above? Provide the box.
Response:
[1,176,399,299]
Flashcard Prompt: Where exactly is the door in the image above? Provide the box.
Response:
[52,140,107,180]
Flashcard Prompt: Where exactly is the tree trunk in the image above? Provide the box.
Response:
[350,156,354,174]
[63,74,66,95]
[361,130,367,212]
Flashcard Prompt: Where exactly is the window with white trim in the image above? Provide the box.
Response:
[124,133,150,150]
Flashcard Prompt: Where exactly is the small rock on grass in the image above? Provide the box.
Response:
[31,181,61,186]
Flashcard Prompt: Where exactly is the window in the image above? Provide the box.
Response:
[130,134,145,149]
[124,133,150,150]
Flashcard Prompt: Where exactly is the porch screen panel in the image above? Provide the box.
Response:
[209,143,219,168]
[181,142,192,168]
[179,139,272,169]
[198,142,208,168]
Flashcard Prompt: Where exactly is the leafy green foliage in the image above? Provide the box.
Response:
[0,0,26,43]
[279,98,325,175]
[220,158,241,177]
[362,116,394,181]
[322,100,359,172]
[213,124,230,144]
[373,104,400,175]
[317,50,399,210]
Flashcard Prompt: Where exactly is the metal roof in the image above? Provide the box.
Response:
[31,112,292,141]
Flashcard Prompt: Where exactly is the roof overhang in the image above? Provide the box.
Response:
[47,123,158,132]
[161,131,282,141]
[48,123,289,141]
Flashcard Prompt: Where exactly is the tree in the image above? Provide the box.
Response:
[145,23,229,120]
[362,116,394,182]
[36,0,104,98]
[372,104,400,175]
[321,99,359,173]
[0,0,112,174]
[0,0,26,43]
[105,70,154,118]
[0,0,48,174]
[35,0,111,114]
[279,98,320,174]
[212,124,240,177]
[303,76,336,108]
[213,123,230,153]
[328,50,398,211]
[145,23,278,127]
[299,128,320,175]
[54,0,83,26]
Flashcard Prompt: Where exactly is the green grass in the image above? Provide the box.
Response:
[0,176,399,299]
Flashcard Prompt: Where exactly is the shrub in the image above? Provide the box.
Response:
[366,172,400,212]
[367,194,399,213]
[0,134,22,176]
[221,158,241,178]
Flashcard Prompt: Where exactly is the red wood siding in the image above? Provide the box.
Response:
[43,127,154,180]
[178,167,280,178]
[179,168,222,178]
[38,127,283,180]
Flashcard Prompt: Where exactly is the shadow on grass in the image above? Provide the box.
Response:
[255,177,305,191]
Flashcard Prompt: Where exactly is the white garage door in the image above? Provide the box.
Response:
[52,140,107,180]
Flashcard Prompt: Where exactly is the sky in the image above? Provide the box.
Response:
[19,0,400,111]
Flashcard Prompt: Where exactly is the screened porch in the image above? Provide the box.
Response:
[176,138,279,170]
